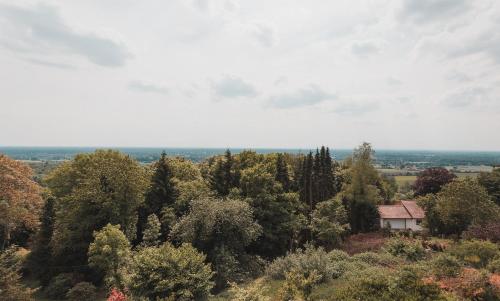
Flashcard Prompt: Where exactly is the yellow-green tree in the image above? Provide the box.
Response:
[46,150,147,272]
[88,224,130,288]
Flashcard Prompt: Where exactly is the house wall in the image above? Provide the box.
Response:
[380,218,406,229]
[380,218,423,231]
[405,218,423,231]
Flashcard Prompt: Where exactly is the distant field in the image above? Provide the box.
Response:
[394,175,417,187]
[394,172,479,188]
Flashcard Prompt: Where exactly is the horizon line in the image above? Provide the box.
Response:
[2,145,500,153]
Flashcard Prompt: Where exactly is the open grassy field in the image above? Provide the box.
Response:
[394,172,480,188]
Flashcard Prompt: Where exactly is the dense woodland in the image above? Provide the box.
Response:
[1,143,500,300]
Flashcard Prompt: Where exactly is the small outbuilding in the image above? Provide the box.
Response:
[378,200,425,231]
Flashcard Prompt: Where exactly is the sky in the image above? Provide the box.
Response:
[1,0,500,150]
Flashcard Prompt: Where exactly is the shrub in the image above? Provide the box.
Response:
[66,282,97,301]
[448,240,499,268]
[351,251,401,267]
[45,273,75,299]
[278,269,320,301]
[463,223,500,243]
[266,244,337,282]
[430,254,462,279]
[0,246,35,301]
[128,242,213,300]
[383,236,426,261]
[229,279,270,301]
[327,249,350,262]
[487,256,500,273]
[331,266,446,301]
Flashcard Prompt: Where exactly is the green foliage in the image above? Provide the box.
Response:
[435,178,500,235]
[383,236,425,261]
[266,244,352,282]
[487,255,500,273]
[311,198,349,248]
[339,143,393,233]
[88,224,131,288]
[478,168,500,206]
[208,150,238,196]
[139,151,178,242]
[45,273,74,300]
[447,239,499,268]
[171,198,261,289]
[229,279,270,301]
[174,179,212,216]
[66,282,97,301]
[430,253,462,279]
[0,246,35,301]
[128,242,214,300]
[142,214,161,247]
[351,251,402,267]
[46,150,147,271]
[279,269,320,301]
[275,153,290,192]
[26,194,55,286]
[331,266,446,301]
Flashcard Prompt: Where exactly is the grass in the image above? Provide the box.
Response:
[394,172,479,189]
[394,175,417,187]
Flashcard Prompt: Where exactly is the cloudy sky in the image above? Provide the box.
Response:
[1,0,500,150]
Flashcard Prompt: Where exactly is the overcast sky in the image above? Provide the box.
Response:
[1,0,500,150]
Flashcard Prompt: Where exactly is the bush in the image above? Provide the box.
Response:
[45,273,75,299]
[351,251,402,267]
[331,266,447,301]
[463,223,500,243]
[66,282,97,301]
[0,246,35,301]
[278,269,320,301]
[128,242,213,300]
[327,249,350,262]
[266,244,338,283]
[448,240,499,268]
[229,279,270,301]
[383,237,426,261]
[487,256,500,273]
[430,254,462,279]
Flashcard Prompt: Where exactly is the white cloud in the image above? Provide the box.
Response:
[128,81,169,95]
[0,3,130,67]
[211,76,258,99]
[267,85,336,108]
[248,21,277,47]
[398,0,470,24]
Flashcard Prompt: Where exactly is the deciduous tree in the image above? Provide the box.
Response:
[0,155,43,249]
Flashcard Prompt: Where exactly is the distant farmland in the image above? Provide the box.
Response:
[394,172,479,187]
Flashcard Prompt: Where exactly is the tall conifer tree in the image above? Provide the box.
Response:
[138,151,177,241]
[275,153,290,191]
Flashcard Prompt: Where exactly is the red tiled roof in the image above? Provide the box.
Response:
[378,204,411,219]
[378,200,425,219]
[401,200,425,219]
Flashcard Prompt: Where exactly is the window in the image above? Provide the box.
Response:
[416,219,422,225]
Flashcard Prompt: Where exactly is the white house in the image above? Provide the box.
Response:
[378,200,425,231]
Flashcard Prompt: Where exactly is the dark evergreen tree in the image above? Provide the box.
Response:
[324,147,337,198]
[275,153,290,191]
[209,158,227,195]
[223,149,237,188]
[312,149,322,203]
[138,151,177,242]
[300,152,314,215]
[26,195,55,286]
[348,200,380,233]
[209,149,236,196]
